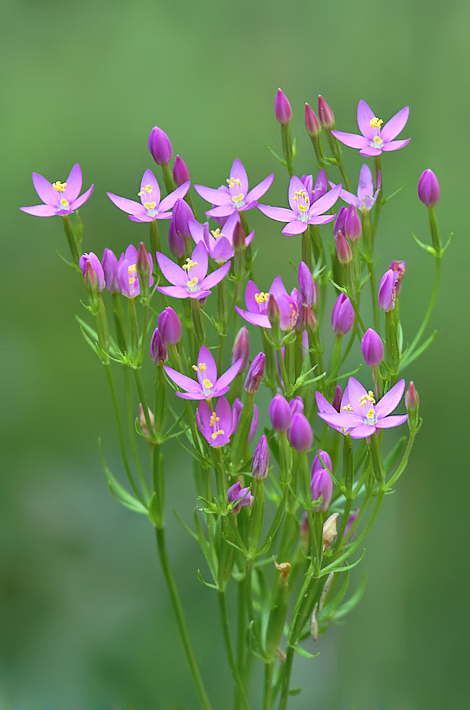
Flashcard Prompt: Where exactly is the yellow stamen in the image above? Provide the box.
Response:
[138,184,153,196]
[227,177,241,188]
[59,198,69,208]
[211,228,223,239]
[192,362,208,373]
[232,193,244,204]
[128,263,137,285]
[202,378,213,389]
[298,204,307,212]
[182,258,198,271]
[366,407,375,420]
[373,136,383,148]
[212,429,225,440]
[209,413,220,426]
[342,404,353,412]
[189,277,198,286]
[369,117,383,129]
[144,201,156,209]
[359,392,376,406]
[255,292,269,304]
[52,181,67,192]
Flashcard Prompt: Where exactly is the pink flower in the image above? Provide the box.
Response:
[332,100,410,157]
[156,241,230,300]
[164,345,242,400]
[107,169,189,223]
[20,164,93,217]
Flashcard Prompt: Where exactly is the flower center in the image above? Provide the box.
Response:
[211,429,225,440]
[369,117,383,129]
[372,135,383,149]
[232,193,245,205]
[128,264,137,286]
[144,201,156,210]
[255,291,269,304]
[287,301,298,329]
[59,198,69,208]
[342,404,353,412]
[291,189,310,220]
[365,407,376,425]
[202,378,213,390]
[182,258,198,272]
[52,181,67,192]
[187,277,199,292]
[209,413,219,426]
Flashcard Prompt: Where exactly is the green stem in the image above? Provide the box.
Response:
[234,581,247,710]
[124,368,150,499]
[218,590,250,710]
[262,662,274,710]
[155,526,212,710]
[62,215,80,265]
[402,256,440,367]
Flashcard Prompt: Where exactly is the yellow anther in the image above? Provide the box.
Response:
[189,277,198,286]
[369,117,383,129]
[182,258,198,271]
[128,263,137,285]
[211,228,223,239]
[138,184,153,196]
[366,407,375,420]
[211,429,225,440]
[227,177,241,188]
[192,363,207,373]
[59,198,69,207]
[209,413,220,426]
[232,193,244,204]
[342,404,353,412]
[52,181,67,192]
[359,392,376,406]
[255,292,269,304]
[202,378,213,389]
[373,136,383,148]
[298,204,307,212]
[144,201,156,210]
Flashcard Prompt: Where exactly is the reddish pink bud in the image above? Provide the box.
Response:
[298,261,317,308]
[158,307,182,346]
[288,413,313,452]
[332,385,342,412]
[275,88,292,125]
[269,394,292,432]
[361,328,384,366]
[344,204,362,241]
[252,435,269,479]
[150,328,168,364]
[305,102,321,137]
[418,169,440,207]
[232,326,250,372]
[317,95,335,129]
[244,353,265,394]
[331,293,354,335]
[378,269,396,312]
[148,126,172,165]
[173,155,190,187]
[335,231,352,265]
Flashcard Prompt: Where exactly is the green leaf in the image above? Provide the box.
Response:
[197,569,219,590]
[439,232,453,256]
[290,644,320,659]
[384,436,406,473]
[401,330,437,369]
[148,492,160,525]
[173,508,198,543]
[98,441,148,514]
[318,572,349,622]
[333,571,367,621]
[318,548,366,577]
[288,688,302,696]
[412,232,437,257]
[266,143,287,166]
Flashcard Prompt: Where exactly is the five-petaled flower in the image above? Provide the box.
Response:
[20,164,94,217]
[258,175,342,236]
[164,345,242,400]
[331,100,410,157]
[107,169,189,222]
[189,212,254,265]
[197,396,233,447]
[235,276,299,330]
[329,164,381,213]
[156,241,230,300]
[194,159,274,219]
[317,376,408,439]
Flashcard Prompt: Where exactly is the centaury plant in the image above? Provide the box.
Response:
[21,89,450,709]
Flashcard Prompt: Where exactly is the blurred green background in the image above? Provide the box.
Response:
[1,0,468,707]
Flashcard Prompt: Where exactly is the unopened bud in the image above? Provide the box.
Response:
[322,513,339,552]
[244,353,265,394]
[298,261,317,308]
[331,293,354,335]
[150,328,168,364]
[333,205,347,237]
[344,204,362,242]
[158,307,182,346]
[136,242,150,284]
[148,126,172,165]
[361,328,384,367]
[80,252,105,292]
[172,198,193,240]
[275,88,292,125]
[418,169,440,207]
[269,394,292,432]
[318,95,335,129]
[303,305,318,336]
[335,231,352,265]
[390,260,405,293]
[312,449,332,474]
[405,381,419,430]
[305,102,321,137]
[267,294,281,330]
[289,413,313,452]
[102,248,119,293]
[378,269,396,312]
[232,326,250,372]
[252,435,269,479]
[172,155,190,187]
[310,467,332,511]
[233,221,246,251]
[289,396,304,416]
[332,385,342,412]
[139,403,155,438]
[168,219,186,259]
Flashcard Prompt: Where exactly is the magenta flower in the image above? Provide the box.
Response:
[227,481,253,514]
[197,397,233,447]
[20,164,93,217]
[331,100,410,157]
[194,159,274,219]
[315,387,352,435]
[79,252,105,291]
[164,345,242,400]
[189,212,254,265]
[156,241,230,300]
[330,164,381,213]
[235,276,299,330]
[258,175,341,236]
[317,377,408,439]
[107,169,189,223]
[117,244,154,298]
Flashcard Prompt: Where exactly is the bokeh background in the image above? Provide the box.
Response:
[1,0,469,708]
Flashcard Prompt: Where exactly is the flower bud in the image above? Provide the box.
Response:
[322,513,338,552]
[172,198,193,240]
[344,204,362,242]
[335,231,352,265]
[150,327,168,364]
[148,126,172,165]
[317,95,335,129]
[378,269,396,312]
[418,169,440,207]
[232,399,258,442]
[233,221,246,251]
[267,294,281,330]
[303,305,318,336]
[405,381,419,430]
[172,155,190,187]
[275,88,292,125]
[269,394,292,432]
[332,385,342,412]
[310,467,332,511]
[331,293,354,335]
[102,248,119,293]
[312,449,332,475]
[168,219,186,259]
[228,481,253,513]
[345,509,359,539]
[333,205,347,237]
[139,403,155,438]
[252,435,269,479]
[361,328,384,367]
[136,242,150,284]
[298,261,317,308]
[158,307,182,346]
[244,353,265,394]
[288,413,313,452]
[289,396,304,416]
[232,326,250,372]
[305,102,321,137]
[80,252,105,292]
[390,260,405,293]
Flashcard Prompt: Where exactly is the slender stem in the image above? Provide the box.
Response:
[402,256,441,367]
[218,590,250,710]
[124,368,150,499]
[234,581,247,710]
[155,526,212,710]
[62,215,80,265]
[262,662,274,710]
[278,646,295,710]
[133,366,154,440]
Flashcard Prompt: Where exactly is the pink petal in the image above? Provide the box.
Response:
[211,237,233,263]
[200,261,231,290]
[381,138,411,152]
[216,396,233,435]
[269,275,288,300]
[234,308,270,328]
[195,184,232,206]
[70,184,94,210]
[156,285,190,298]
[245,279,263,312]
[381,106,409,142]
[229,159,248,195]
[306,214,335,226]
[258,204,295,223]
[317,411,362,428]
[190,241,209,283]
[331,131,369,150]
[205,205,235,218]
[315,391,337,415]
[357,100,376,139]
[309,183,342,215]
[357,164,374,201]
[359,147,382,157]
[349,424,377,439]
[282,220,307,236]
[64,164,83,202]
[245,173,274,203]
[375,415,408,429]
[140,170,160,206]
[20,204,56,217]
[32,172,57,206]
[159,181,190,213]
[216,358,242,391]
[375,379,405,418]
[107,192,143,215]
[164,366,201,393]
[345,377,368,411]
[156,252,187,287]
[288,175,307,211]
[197,345,217,386]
